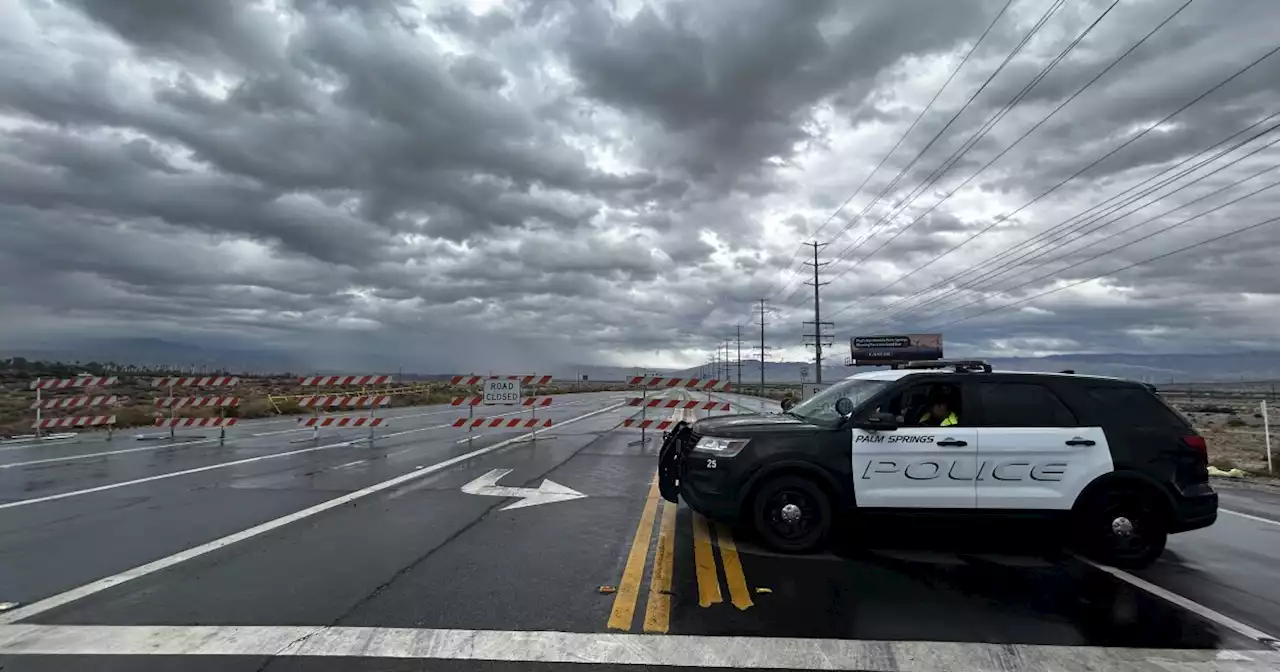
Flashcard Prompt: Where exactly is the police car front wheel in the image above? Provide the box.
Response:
[751,475,832,553]
[1074,487,1168,570]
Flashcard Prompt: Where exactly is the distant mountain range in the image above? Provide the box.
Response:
[3,337,1278,383]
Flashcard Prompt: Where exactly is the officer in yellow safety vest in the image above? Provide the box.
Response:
[919,388,959,427]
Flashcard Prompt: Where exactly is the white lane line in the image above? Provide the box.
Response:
[1075,555,1280,650]
[1222,508,1280,527]
[0,401,565,494]
[0,401,626,625]
[0,402,578,470]
[0,421,461,511]
[0,427,308,470]
[0,438,81,453]
[0,406,476,460]
[0,626,1276,670]
[456,434,484,444]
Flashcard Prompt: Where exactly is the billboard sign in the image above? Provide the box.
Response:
[850,334,943,364]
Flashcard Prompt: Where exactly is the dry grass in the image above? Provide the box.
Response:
[1179,401,1275,478]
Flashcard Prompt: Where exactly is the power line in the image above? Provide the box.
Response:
[827,35,1280,323]
[815,0,1133,297]
[886,124,1280,325]
[814,0,1065,258]
[765,0,1019,306]
[924,214,1280,330]
[791,0,1069,306]
[864,109,1280,325]
[923,171,1280,326]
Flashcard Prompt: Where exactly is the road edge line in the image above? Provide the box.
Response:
[1074,554,1280,650]
[0,401,625,625]
[1221,508,1280,527]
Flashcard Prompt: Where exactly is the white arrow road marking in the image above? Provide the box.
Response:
[461,468,587,510]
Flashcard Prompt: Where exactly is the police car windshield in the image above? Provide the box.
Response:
[788,378,890,425]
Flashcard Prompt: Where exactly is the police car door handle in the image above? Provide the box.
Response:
[1065,437,1095,446]
[937,438,967,447]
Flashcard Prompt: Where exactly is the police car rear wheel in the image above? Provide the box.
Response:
[752,475,831,553]
[1077,488,1168,569]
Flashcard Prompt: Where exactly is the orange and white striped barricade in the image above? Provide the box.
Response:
[628,375,732,411]
[150,376,241,442]
[620,375,732,445]
[617,403,713,444]
[295,375,394,444]
[450,375,554,443]
[27,376,120,440]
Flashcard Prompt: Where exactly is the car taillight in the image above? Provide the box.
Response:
[1182,434,1207,456]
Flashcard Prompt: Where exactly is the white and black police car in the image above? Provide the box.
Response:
[656,360,1217,568]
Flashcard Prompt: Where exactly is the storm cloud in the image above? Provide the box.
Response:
[1,0,1278,372]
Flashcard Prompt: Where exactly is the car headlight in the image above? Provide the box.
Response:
[693,436,751,457]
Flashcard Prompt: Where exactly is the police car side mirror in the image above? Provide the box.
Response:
[834,397,855,417]
[853,411,899,431]
[780,398,796,411]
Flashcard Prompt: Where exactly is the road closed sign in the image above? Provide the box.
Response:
[483,379,522,405]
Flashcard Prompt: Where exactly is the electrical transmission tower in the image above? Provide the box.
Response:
[802,241,834,383]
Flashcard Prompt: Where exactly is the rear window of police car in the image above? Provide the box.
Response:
[1083,385,1191,429]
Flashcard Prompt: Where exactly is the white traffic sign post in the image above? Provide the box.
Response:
[461,468,585,510]
[1264,400,1273,475]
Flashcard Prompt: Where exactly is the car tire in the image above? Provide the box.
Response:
[1073,486,1168,570]
[751,475,832,553]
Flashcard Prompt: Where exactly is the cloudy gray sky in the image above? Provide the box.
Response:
[1,0,1278,373]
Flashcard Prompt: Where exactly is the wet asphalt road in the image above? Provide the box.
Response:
[0,390,1278,671]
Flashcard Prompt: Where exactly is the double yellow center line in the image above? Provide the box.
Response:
[608,472,753,634]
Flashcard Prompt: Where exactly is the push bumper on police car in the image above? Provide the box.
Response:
[657,421,743,521]
[657,423,690,504]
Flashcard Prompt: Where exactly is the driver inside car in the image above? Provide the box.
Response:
[918,387,959,427]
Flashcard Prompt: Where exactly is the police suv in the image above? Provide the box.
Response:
[657,360,1217,569]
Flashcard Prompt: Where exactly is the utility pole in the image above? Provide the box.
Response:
[755,299,771,394]
[802,241,834,384]
[735,325,743,388]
